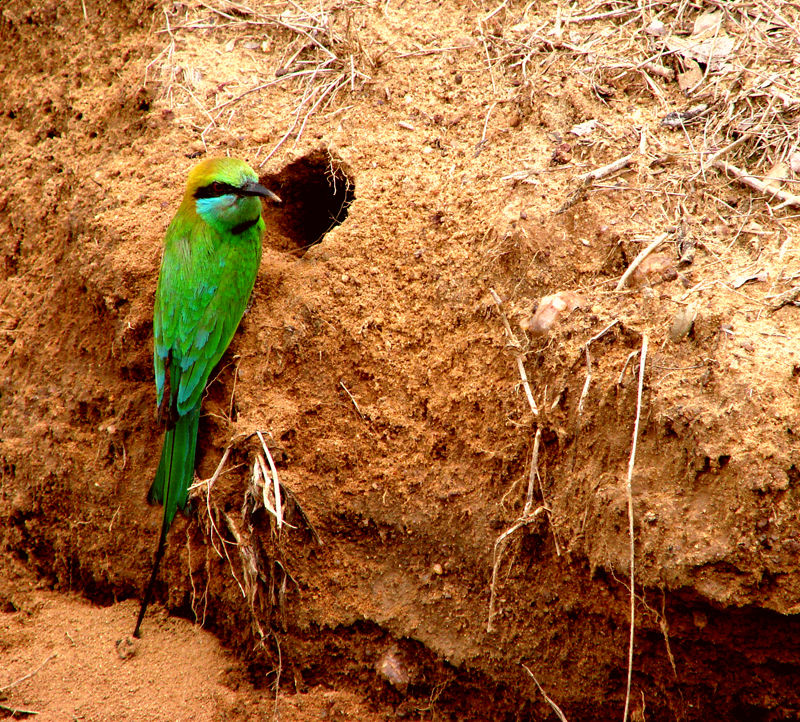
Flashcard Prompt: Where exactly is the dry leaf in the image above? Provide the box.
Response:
[665,33,735,70]
[764,161,789,191]
[645,19,667,37]
[693,10,723,36]
[742,220,767,235]
[677,59,703,93]
[731,270,767,289]
[570,119,598,137]
[669,305,697,342]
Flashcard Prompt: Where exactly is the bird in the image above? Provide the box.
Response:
[133,157,280,638]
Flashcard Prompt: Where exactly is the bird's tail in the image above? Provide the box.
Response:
[147,406,201,524]
[134,406,200,637]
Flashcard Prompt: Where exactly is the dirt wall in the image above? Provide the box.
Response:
[4,0,800,719]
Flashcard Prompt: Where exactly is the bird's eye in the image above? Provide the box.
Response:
[193,180,237,200]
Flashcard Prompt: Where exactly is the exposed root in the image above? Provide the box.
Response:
[489,288,538,416]
[487,506,547,633]
[522,664,569,722]
[185,429,319,649]
[577,320,620,418]
[487,428,547,633]
[622,332,648,722]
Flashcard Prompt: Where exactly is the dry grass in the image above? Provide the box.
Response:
[487,1,800,198]
[490,0,800,343]
[147,0,376,155]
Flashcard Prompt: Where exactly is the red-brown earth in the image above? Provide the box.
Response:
[4,1,800,719]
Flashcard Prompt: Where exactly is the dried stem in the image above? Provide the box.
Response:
[615,233,670,291]
[0,654,57,693]
[713,160,800,210]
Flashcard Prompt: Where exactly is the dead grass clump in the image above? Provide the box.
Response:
[486,1,800,195]
[147,0,377,156]
[188,430,319,648]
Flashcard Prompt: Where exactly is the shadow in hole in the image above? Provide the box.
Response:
[261,149,354,255]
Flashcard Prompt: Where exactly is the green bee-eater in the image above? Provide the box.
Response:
[134,157,279,637]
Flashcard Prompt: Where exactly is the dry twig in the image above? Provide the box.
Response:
[768,284,800,311]
[615,233,670,290]
[580,153,635,185]
[555,153,635,214]
[0,703,39,717]
[713,160,800,210]
[0,654,57,693]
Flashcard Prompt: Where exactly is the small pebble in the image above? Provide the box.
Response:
[669,305,697,342]
[377,648,409,691]
[116,636,138,660]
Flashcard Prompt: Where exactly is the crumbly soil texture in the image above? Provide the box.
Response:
[4,1,800,720]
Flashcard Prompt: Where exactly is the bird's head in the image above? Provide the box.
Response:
[183,157,280,233]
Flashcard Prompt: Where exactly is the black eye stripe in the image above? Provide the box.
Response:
[193,181,241,199]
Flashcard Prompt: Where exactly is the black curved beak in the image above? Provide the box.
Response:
[240,181,281,203]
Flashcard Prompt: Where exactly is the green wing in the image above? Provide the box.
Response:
[150,212,262,520]
[153,214,262,417]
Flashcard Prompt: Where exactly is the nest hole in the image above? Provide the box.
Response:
[261,149,354,255]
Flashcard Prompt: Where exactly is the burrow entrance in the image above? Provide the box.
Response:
[260,148,354,255]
